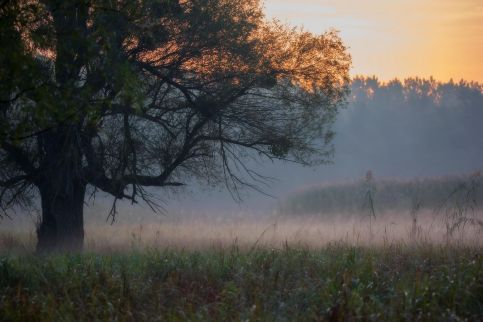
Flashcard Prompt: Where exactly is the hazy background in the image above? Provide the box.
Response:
[2,0,482,230]
[79,77,483,223]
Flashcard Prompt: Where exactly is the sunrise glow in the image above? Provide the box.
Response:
[264,0,483,82]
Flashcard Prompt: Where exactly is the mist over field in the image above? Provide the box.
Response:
[2,77,482,249]
[2,2,482,320]
[115,77,483,218]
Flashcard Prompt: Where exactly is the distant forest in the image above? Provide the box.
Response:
[327,77,483,178]
[277,77,483,216]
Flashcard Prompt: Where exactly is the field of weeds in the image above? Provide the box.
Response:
[0,244,481,321]
[0,215,482,321]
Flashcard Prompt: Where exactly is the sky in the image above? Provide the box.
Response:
[264,0,483,83]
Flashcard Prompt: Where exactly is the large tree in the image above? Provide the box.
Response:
[0,0,350,252]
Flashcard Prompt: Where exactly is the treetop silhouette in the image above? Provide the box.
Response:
[0,0,350,251]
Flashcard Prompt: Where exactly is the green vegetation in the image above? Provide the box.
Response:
[0,0,350,252]
[280,174,483,216]
[1,244,481,321]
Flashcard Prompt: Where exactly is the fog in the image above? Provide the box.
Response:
[1,77,482,244]
[131,77,483,218]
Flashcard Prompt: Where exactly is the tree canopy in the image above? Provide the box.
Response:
[0,0,350,251]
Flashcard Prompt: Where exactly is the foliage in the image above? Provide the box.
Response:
[280,174,483,216]
[0,244,481,321]
[0,0,350,206]
[0,0,350,250]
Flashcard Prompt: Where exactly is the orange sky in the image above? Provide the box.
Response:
[264,0,483,83]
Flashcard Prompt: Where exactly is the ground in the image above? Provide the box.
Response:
[0,240,481,321]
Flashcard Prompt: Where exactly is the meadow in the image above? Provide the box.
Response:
[279,174,483,217]
[1,1,482,320]
[0,213,482,321]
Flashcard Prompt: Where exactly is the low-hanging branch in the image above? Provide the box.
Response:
[0,0,350,251]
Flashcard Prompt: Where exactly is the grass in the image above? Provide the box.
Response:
[280,173,483,217]
[0,242,481,321]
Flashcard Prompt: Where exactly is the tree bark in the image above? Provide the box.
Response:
[36,178,86,253]
[36,127,87,253]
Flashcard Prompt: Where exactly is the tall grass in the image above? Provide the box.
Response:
[0,243,481,321]
[1,173,482,321]
[279,173,483,217]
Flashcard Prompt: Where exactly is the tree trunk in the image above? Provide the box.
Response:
[36,178,86,253]
[36,127,87,253]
